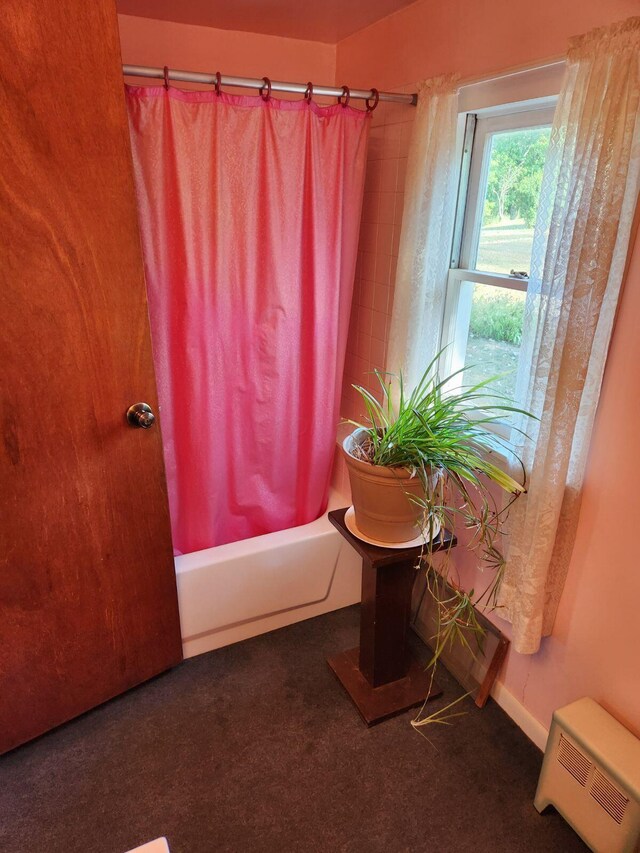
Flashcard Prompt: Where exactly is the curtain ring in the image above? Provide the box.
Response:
[259,76,271,101]
[214,71,222,96]
[365,88,379,112]
[163,65,170,90]
[304,81,313,102]
[337,85,350,108]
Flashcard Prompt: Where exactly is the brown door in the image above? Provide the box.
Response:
[0,0,183,754]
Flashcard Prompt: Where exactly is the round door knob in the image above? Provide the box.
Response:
[126,402,155,429]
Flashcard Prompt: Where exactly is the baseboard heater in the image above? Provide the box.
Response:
[535,697,640,852]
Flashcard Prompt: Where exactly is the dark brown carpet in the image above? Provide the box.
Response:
[0,606,585,853]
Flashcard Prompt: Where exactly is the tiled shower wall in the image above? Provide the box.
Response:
[341,95,416,419]
[332,93,416,497]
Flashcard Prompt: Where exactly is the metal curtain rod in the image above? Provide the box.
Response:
[123,65,418,106]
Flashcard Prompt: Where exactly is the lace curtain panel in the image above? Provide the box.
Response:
[386,76,460,390]
[501,17,640,653]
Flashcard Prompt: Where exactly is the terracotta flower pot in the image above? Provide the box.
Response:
[342,428,437,544]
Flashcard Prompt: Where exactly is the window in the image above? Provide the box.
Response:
[441,104,555,405]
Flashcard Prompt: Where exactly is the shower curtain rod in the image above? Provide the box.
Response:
[123,64,418,106]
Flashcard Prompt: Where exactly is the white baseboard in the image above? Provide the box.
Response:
[491,679,549,751]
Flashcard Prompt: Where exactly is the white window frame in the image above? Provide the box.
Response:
[440,101,557,409]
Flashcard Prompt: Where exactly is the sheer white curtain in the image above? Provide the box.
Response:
[501,17,640,653]
[386,76,460,388]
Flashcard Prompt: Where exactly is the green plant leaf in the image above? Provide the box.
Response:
[347,349,535,674]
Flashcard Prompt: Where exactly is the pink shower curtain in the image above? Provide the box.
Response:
[126,86,369,553]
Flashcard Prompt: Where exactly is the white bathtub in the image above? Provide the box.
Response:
[175,490,361,658]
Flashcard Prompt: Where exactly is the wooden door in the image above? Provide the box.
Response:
[0,0,183,753]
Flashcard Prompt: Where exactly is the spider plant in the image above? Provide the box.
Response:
[346,351,534,663]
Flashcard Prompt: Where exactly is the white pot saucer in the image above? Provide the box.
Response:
[344,506,440,549]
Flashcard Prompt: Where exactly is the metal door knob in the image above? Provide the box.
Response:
[126,402,155,429]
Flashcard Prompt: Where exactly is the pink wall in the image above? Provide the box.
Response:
[118,14,336,95]
[336,0,639,90]
[337,0,640,737]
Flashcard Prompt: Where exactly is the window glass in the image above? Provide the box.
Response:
[443,106,555,419]
[461,283,526,400]
[474,126,551,275]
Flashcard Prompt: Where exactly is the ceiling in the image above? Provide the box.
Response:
[115,0,417,44]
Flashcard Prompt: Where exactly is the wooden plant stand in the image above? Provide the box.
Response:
[327,508,456,726]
